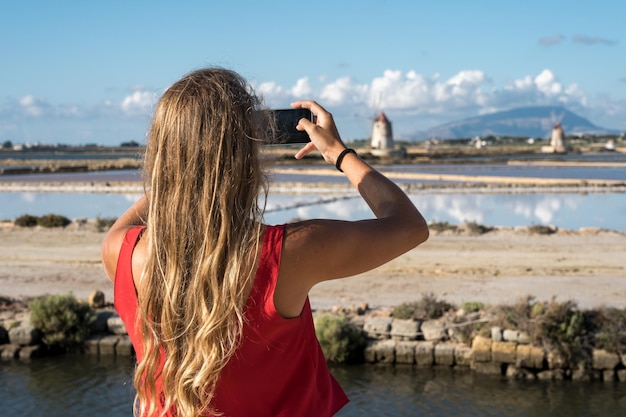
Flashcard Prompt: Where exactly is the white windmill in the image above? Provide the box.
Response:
[369,93,396,157]
[542,109,567,153]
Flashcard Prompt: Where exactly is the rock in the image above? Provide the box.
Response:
[363,316,392,339]
[491,327,503,342]
[421,319,446,342]
[571,362,591,382]
[454,345,472,367]
[492,341,517,364]
[506,366,536,380]
[537,369,565,380]
[366,340,395,364]
[18,345,45,360]
[91,310,116,334]
[547,350,566,370]
[415,341,434,367]
[603,370,615,382]
[8,323,42,346]
[106,315,127,335]
[1,344,21,360]
[434,343,455,366]
[84,334,102,355]
[364,340,377,363]
[116,335,134,356]
[390,319,419,341]
[516,345,545,370]
[395,341,416,364]
[592,349,620,370]
[471,336,492,362]
[517,332,531,345]
[88,290,106,308]
[356,303,369,315]
[99,335,120,355]
[472,362,502,375]
[502,329,519,343]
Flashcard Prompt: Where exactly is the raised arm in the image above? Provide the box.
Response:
[275,101,429,316]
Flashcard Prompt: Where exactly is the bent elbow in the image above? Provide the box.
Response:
[408,215,429,248]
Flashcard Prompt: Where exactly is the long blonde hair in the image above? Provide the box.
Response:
[137,68,267,416]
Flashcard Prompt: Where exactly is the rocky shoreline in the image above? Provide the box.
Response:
[1,218,624,386]
[2,293,625,384]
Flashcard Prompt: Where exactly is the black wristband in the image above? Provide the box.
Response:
[335,148,356,172]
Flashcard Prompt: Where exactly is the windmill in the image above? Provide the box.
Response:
[541,109,567,153]
[369,92,395,154]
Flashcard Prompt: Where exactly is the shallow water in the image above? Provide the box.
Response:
[2,190,624,232]
[2,355,625,417]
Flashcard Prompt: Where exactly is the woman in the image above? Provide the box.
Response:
[101,68,429,417]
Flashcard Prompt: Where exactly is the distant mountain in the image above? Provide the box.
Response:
[409,106,617,140]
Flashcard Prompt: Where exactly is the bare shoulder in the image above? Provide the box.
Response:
[101,226,136,283]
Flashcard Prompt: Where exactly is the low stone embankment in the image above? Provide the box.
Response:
[1,295,625,384]
[0,294,133,360]
[360,314,626,382]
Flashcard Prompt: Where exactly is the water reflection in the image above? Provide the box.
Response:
[333,365,626,417]
[1,191,625,231]
[0,355,135,417]
[4,356,624,417]
[263,192,626,231]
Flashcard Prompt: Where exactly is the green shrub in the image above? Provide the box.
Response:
[428,221,457,233]
[14,214,39,227]
[586,307,626,354]
[491,296,590,366]
[29,293,95,351]
[462,301,485,313]
[37,213,71,228]
[463,221,493,235]
[391,293,454,320]
[314,314,365,364]
[95,215,117,232]
[490,296,535,332]
[534,299,589,366]
[528,224,557,235]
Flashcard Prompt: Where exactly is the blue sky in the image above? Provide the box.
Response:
[1,0,624,146]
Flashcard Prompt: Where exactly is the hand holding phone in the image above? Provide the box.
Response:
[267,108,313,144]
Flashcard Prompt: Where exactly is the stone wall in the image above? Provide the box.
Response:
[0,306,134,360]
[360,315,626,382]
[2,304,626,385]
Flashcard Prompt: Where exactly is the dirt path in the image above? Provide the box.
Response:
[1,225,624,310]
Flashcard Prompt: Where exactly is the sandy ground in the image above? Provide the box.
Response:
[1,224,624,311]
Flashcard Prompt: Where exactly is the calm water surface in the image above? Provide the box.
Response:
[1,190,625,232]
[1,162,625,231]
[2,355,626,417]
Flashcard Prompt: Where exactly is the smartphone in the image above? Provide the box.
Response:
[268,108,313,144]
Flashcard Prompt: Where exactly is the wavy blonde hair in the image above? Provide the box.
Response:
[137,68,267,416]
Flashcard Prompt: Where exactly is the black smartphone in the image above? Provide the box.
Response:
[268,108,313,144]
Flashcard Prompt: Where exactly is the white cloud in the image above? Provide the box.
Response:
[534,69,562,95]
[19,95,49,117]
[120,90,156,115]
[320,76,368,106]
[290,77,313,97]
[223,68,590,123]
[2,67,623,145]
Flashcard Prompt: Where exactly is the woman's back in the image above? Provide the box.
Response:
[114,225,348,416]
[101,68,428,417]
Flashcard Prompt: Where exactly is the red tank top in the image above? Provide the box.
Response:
[114,225,348,416]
